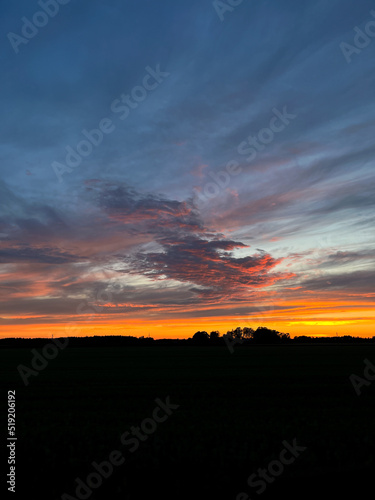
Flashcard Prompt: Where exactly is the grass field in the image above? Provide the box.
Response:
[3,345,375,499]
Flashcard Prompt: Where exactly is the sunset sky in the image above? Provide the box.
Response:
[1,0,374,338]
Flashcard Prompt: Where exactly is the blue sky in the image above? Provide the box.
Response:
[0,0,374,337]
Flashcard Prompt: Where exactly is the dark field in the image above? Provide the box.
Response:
[3,345,375,499]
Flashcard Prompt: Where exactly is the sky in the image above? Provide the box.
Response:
[0,0,374,338]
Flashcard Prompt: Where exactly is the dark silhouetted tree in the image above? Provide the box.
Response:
[226,327,244,339]
[279,332,290,341]
[210,331,220,341]
[242,327,254,338]
[192,331,210,344]
[252,327,290,343]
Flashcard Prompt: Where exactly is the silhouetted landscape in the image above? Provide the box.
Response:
[3,332,375,499]
[2,327,375,348]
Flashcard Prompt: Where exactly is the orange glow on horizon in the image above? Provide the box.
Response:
[1,314,374,339]
[2,286,374,339]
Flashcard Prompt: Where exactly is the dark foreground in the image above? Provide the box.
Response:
[2,345,375,499]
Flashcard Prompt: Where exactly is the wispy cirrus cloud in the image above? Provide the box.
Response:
[127,237,292,293]
[91,180,295,295]
[0,180,296,324]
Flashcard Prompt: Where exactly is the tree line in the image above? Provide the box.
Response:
[1,329,374,348]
